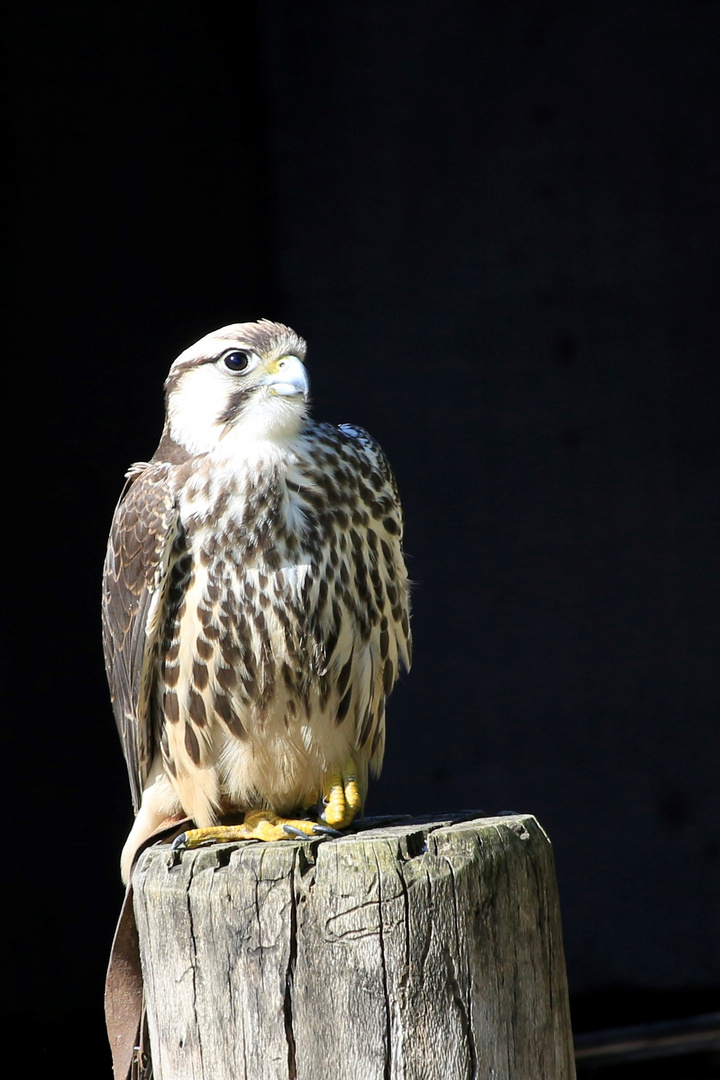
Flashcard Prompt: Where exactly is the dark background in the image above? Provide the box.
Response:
[6,2,719,1071]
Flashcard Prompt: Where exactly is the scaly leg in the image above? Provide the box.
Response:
[321,758,362,829]
[172,757,362,851]
[172,808,339,851]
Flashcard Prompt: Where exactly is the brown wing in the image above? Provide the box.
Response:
[102,463,179,812]
[336,425,412,776]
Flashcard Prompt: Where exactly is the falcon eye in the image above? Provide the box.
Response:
[222,351,250,373]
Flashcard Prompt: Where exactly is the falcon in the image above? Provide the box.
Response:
[102,321,411,882]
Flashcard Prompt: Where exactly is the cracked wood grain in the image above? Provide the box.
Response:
[132,813,576,1079]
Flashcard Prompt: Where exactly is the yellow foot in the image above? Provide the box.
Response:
[171,809,339,851]
[321,758,362,829]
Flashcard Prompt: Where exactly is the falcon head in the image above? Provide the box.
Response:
[163,320,310,455]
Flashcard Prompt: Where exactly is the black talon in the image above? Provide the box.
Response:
[171,832,188,850]
[282,823,342,839]
[313,824,342,837]
[283,825,314,839]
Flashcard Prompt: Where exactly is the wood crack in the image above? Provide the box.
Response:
[185,857,205,1074]
[283,848,298,1080]
[445,857,477,1080]
[373,848,392,1080]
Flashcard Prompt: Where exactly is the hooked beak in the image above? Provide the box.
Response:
[262,355,309,400]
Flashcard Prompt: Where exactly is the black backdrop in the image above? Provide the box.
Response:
[6,2,719,1066]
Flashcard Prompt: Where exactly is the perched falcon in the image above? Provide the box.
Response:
[102,321,411,882]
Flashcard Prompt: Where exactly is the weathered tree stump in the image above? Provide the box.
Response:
[132,812,576,1079]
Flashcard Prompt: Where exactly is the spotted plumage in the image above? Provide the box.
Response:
[102,321,411,881]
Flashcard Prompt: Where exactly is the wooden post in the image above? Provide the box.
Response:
[132,813,576,1079]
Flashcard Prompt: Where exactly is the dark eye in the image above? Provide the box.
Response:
[223,351,250,372]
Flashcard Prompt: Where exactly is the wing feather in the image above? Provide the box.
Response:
[337,424,412,778]
[101,463,179,812]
